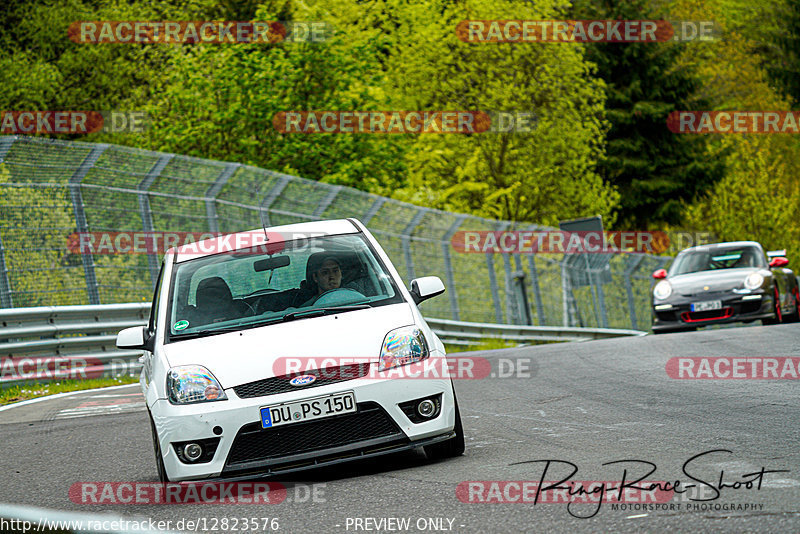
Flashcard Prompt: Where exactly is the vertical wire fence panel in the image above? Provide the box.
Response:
[0,135,673,330]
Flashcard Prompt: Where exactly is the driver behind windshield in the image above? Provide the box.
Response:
[313,257,342,295]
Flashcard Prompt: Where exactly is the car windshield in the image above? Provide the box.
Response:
[165,233,403,342]
[669,246,767,276]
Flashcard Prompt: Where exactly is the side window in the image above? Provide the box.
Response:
[148,262,165,334]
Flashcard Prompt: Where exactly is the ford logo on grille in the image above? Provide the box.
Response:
[289,374,317,386]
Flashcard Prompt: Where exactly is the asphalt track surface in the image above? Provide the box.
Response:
[1,323,799,533]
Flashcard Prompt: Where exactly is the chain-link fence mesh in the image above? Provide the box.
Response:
[0,135,671,330]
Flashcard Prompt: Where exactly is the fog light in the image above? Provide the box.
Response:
[183,443,202,462]
[417,399,436,418]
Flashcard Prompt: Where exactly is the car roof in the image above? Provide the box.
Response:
[677,241,763,255]
[169,219,361,263]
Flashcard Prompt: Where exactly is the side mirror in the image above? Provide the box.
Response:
[409,276,445,304]
[770,257,789,268]
[652,269,667,280]
[116,326,149,350]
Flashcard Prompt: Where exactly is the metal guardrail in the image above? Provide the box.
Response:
[0,303,647,387]
[427,318,646,345]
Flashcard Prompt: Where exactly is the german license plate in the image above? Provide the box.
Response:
[260,391,356,429]
[691,300,722,312]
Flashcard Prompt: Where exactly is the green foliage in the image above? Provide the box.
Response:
[0,164,85,306]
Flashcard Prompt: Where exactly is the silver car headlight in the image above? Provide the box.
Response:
[653,280,673,300]
[744,272,764,290]
[167,365,227,405]
[378,326,429,372]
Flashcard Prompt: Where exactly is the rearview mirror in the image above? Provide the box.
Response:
[254,255,290,272]
[116,326,149,350]
[652,269,667,279]
[409,276,445,304]
[769,257,789,268]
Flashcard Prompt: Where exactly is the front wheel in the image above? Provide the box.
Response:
[149,413,169,483]
[424,392,465,460]
[762,286,783,325]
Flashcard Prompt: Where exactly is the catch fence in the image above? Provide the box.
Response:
[0,135,670,330]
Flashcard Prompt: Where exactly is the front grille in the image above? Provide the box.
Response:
[681,307,734,322]
[233,363,370,399]
[226,402,404,466]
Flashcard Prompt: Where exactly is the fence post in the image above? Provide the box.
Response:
[402,208,428,282]
[313,185,342,218]
[69,144,109,305]
[523,224,545,325]
[0,136,16,308]
[361,197,385,225]
[623,255,645,330]
[441,214,467,321]
[205,163,240,234]
[138,154,173,288]
[513,255,533,325]
[595,268,609,328]
[487,254,504,324]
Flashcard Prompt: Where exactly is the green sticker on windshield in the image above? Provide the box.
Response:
[174,320,189,331]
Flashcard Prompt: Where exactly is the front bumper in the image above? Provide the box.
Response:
[150,362,455,481]
[652,290,774,331]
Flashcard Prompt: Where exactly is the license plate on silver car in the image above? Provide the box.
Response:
[260,391,356,429]
[691,300,722,312]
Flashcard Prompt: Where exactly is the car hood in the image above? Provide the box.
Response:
[668,268,766,296]
[161,303,415,388]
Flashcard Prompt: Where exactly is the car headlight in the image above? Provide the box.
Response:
[744,272,764,290]
[653,280,672,300]
[167,365,227,405]
[378,326,429,372]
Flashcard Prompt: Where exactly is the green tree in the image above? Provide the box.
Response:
[569,0,724,229]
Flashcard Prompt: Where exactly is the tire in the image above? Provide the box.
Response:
[786,288,800,323]
[762,286,783,325]
[424,391,465,460]
[149,412,169,483]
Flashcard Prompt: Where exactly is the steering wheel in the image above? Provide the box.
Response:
[309,288,365,307]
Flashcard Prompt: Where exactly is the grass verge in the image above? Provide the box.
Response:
[0,375,139,406]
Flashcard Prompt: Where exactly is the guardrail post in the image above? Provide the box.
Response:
[313,185,342,219]
[624,255,645,331]
[402,208,428,282]
[138,154,173,287]
[0,136,16,308]
[69,144,109,305]
[442,214,467,321]
[259,173,291,227]
[205,163,240,234]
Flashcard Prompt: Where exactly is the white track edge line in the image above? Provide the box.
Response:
[0,383,140,413]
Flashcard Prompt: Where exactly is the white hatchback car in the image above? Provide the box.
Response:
[117,218,464,482]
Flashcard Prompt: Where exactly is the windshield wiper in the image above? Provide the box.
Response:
[169,325,246,341]
[280,304,371,323]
